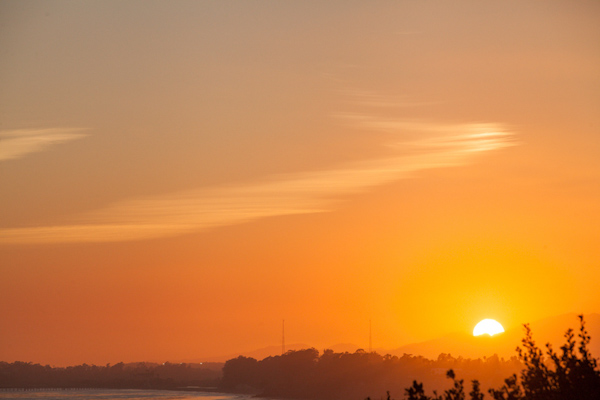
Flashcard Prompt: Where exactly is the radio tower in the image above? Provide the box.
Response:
[282,319,285,355]
[369,319,372,353]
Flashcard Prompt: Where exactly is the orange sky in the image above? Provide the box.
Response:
[1,1,599,367]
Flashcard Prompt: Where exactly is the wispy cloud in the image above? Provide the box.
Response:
[0,118,517,244]
[0,128,88,161]
[340,89,436,108]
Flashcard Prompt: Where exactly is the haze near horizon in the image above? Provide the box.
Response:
[1,1,599,367]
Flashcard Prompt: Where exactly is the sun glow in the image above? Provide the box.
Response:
[473,319,505,336]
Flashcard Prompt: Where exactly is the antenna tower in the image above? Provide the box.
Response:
[369,319,372,353]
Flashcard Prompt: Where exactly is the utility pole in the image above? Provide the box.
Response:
[282,319,285,355]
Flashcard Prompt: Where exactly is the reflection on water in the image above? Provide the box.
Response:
[0,388,254,400]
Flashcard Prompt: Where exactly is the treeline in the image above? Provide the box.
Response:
[0,361,222,389]
[221,349,522,399]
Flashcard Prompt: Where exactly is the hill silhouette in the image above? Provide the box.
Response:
[389,313,600,360]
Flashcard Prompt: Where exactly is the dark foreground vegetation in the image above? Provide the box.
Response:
[400,315,600,400]
[0,361,222,389]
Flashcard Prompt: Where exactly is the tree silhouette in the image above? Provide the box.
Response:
[444,369,466,400]
[401,315,599,400]
[469,380,484,400]
[515,314,600,400]
[405,380,431,400]
[488,374,522,400]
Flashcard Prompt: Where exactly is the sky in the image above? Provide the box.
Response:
[1,1,599,367]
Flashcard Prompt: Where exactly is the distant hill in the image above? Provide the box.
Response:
[389,313,600,360]
[323,343,360,353]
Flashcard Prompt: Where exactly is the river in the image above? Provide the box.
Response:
[0,389,257,400]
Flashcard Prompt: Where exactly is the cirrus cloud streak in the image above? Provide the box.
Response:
[0,120,516,244]
[0,128,88,161]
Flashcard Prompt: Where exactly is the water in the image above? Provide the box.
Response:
[0,389,254,400]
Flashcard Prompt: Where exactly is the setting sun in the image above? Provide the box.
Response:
[473,319,505,336]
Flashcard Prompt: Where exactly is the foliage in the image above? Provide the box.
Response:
[399,315,600,400]
[403,369,471,400]
[220,347,520,399]
[487,375,522,400]
[516,314,600,400]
